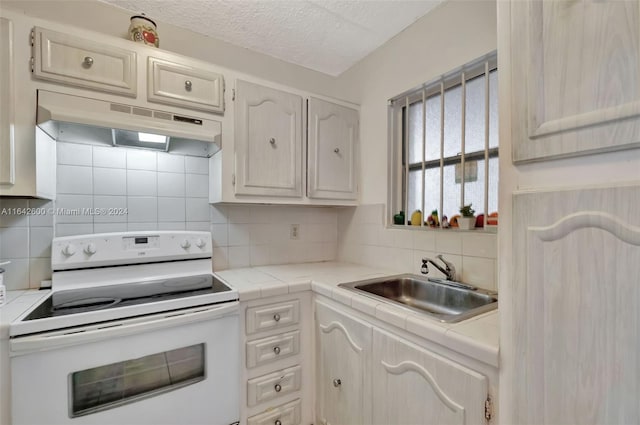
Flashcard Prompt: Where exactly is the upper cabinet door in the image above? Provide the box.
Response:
[234,80,303,198]
[33,27,137,97]
[511,1,640,163]
[147,57,224,114]
[307,98,358,200]
[0,18,15,185]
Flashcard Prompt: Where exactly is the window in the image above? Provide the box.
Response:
[389,52,498,229]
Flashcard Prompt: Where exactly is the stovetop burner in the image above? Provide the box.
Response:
[24,274,232,321]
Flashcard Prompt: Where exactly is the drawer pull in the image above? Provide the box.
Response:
[334,147,340,154]
[273,346,281,355]
[185,80,192,91]
[333,378,342,388]
[269,137,276,146]
[274,383,282,392]
[273,313,281,322]
[83,56,94,68]
[275,420,282,425]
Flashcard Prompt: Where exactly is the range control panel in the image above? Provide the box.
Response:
[52,231,212,271]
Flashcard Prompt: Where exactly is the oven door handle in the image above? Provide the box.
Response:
[10,302,239,355]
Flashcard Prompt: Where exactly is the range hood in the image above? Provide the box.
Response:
[36,90,222,157]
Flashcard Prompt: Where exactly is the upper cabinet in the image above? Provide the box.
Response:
[307,98,358,200]
[147,57,224,114]
[234,79,303,198]
[210,80,359,205]
[510,0,640,163]
[32,27,138,97]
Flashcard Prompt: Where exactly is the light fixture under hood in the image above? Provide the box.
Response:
[36,90,222,157]
[112,129,169,151]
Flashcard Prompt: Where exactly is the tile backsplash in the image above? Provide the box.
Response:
[0,198,54,290]
[337,204,498,291]
[210,205,338,270]
[54,142,210,235]
[0,143,496,291]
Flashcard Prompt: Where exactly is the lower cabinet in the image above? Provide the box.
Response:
[373,329,488,425]
[315,300,372,425]
[315,298,493,425]
[241,293,312,425]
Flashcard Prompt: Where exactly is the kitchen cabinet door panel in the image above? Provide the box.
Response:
[308,98,358,200]
[33,27,137,97]
[511,185,640,424]
[147,57,224,113]
[315,300,372,425]
[511,0,640,162]
[235,80,302,197]
[372,329,488,425]
[0,17,15,185]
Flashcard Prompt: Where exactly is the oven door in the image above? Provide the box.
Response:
[10,302,239,425]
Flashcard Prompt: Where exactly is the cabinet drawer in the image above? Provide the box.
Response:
[33,27,137,97]
[147,57,224,113]
[246,300,299,334]
[247,365,301,407]
[247,398,301,425]
[247,330,300,368]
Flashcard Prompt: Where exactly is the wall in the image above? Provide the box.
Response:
[334,0,497,205]
[337,204,497,291]
[332,0,499,287]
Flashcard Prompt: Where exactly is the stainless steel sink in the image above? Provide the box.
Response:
[338,274,497,323]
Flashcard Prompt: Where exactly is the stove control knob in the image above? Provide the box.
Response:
[195,238,206,249]
[180,239,191,249]
[84,243,97,256]
[62,244,76,257]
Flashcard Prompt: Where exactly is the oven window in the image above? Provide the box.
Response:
[70,343,205,417]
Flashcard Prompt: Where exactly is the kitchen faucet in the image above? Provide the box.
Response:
[420,254,457,281]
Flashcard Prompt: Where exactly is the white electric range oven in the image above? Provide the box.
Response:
[10,231,240,425]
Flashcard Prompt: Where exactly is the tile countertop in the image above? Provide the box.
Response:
[215,261,499,368]
[0,290,51,339]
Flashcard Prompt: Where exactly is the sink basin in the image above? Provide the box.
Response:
[338,274,497,323]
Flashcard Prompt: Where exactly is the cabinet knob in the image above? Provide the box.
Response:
[333,378,342,388]
[273,346,281,355]
[334,148,340,154]
[185,80,192,91]
[275,420,282,425]
[269,137,276,146]
[82,56,94,68]
[273,313,281,322]
[274,383,282,392]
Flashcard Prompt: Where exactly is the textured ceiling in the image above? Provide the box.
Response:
[99,0,443,76]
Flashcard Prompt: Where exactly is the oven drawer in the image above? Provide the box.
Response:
[246,300,300,334]
[247,398,301,425]
[246,330,300,368]
[247,365,301,407]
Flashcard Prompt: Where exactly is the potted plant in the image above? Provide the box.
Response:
[458,204,476,230]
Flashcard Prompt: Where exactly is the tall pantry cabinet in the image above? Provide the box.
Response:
[500,0,640,424]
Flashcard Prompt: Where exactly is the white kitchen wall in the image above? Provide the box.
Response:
[210,205,338,271]
[338,204,497,291]
[334,0,497,205]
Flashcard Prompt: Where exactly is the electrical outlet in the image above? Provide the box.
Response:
[290,224,300,240]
